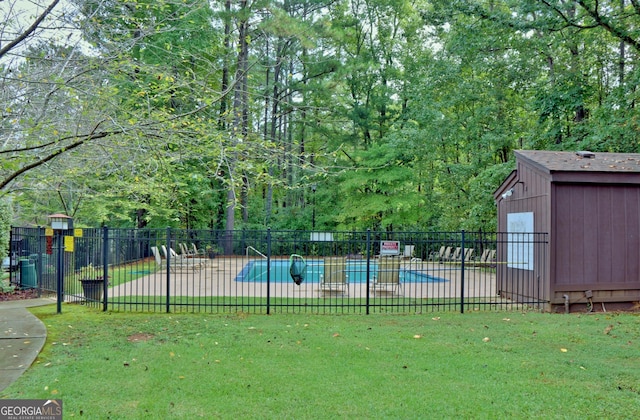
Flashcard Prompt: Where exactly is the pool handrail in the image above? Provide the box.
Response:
[246,246,267,259]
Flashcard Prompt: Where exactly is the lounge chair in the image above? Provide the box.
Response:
[161,245,204,272]
[176,244,208,261]
[475,249,491,264]
[320,257,348,295]
[448,247,462,262]
[402,245,415,260]
[440,246,452,262]
[488,249,496,264]
[176,245,210,267]
[474,249,496,267]
[371,257,402,296]
[179,242,206,258]
[151,246,165,271]
[191,243,206,256]
[428,246,446,262]
[179,243,197,257]
[447,247,475,264]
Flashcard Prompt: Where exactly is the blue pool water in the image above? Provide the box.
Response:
[235,259,447,283]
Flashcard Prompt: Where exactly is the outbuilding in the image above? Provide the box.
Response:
[495,150,640,312]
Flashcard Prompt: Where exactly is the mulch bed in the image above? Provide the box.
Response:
[0,288,40,301]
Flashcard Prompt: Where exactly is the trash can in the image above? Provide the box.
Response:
[19,259,37,288]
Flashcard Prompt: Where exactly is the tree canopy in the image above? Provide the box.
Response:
[2,0,640,233]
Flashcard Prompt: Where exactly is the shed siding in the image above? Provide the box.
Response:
[498,160,551,232]
[497,151,640,310]
[496,159,552,303]
[553,184,640,288]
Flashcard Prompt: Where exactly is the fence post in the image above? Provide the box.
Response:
[102,227,109,312]
[460,230,465,314]
[366,229,371,315]
[9,226,13,287]
[37,226,44,298]
[56,229,63,314]
[266,228,271,315]
[166,227,171,313]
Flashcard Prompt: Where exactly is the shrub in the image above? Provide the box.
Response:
[0,198,12,258]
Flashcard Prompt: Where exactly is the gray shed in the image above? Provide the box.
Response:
[495,150,640,312]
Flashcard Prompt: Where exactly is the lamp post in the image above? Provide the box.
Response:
[311,184,317,230]
[48,214,72,314]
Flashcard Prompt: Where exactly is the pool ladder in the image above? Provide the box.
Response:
[246,246,267,259]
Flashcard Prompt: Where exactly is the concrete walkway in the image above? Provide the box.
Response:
[0,298,55,393]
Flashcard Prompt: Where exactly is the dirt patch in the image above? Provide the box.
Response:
[127,333,155,342]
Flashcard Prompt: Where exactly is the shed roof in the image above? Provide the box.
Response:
[515,150,640,173]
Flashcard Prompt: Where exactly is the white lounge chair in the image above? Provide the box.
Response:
[161,245,204,272]
[428,246,446,262]
[371,257,402,296]
[402,245,417,260]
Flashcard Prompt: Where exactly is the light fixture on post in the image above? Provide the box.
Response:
[49,213,73,230]
[48,213,73,314]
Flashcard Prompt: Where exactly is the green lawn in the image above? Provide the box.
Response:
[72,260,160,288]
[2,305,640,418]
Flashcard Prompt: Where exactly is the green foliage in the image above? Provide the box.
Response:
[334,141,427,230]
[77,264,105,280]
[0,198,12,258]
[6,0,640,232]
[464,163,515,231]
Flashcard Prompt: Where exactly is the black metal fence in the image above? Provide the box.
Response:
[7,227,549,314]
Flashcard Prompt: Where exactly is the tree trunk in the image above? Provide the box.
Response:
[224,0,250,252]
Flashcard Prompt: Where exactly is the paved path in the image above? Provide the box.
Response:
[0,298,55,393]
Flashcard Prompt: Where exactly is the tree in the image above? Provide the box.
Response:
[3,0,233,228]
[9,0,640,234]
[0,0,109,194]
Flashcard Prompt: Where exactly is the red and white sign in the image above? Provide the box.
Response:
[380,241,400,256]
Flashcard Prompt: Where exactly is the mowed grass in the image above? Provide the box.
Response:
[2,305,640,419]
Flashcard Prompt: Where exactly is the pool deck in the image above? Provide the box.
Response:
[108,258,498,300]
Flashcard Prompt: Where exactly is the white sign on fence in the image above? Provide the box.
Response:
[507,212,534,271]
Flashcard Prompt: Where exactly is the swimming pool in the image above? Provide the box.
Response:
[235,259,447,283]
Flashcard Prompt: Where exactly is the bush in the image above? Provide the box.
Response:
[0,198,12,259]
